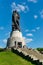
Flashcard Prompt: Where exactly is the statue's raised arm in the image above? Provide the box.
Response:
[12,10,20,31]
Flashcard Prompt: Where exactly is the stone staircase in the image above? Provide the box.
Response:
[13,47,43,65]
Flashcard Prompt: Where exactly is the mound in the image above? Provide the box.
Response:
[0,49,34,65]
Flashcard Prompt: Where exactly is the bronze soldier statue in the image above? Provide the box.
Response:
[12,10,20,31]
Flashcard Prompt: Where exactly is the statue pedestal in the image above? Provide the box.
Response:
[7,30,26,48]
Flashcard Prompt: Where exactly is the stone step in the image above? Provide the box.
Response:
[13,48,43,65]
[17,48,43,64]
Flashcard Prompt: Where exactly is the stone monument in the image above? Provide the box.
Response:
[7,10,25,48]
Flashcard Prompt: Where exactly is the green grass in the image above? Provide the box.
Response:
[0,50,35,65]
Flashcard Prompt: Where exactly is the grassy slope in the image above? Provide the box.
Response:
[0,50,34,65]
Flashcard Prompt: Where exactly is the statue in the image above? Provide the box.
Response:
[12,10,20,31]
[7,10,26,49]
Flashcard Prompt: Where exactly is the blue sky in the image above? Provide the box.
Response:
[0,0,43,48]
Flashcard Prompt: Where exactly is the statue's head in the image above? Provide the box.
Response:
[12,10,20,20]
[13,10,17,13]
[13,10,17,14]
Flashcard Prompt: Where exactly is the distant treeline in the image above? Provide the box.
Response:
[0,48,6,52]
[37,48,43,54]
[37,48,43,51]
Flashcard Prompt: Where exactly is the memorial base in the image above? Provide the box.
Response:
[7,30,25,48]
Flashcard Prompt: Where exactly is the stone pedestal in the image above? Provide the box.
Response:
[7,30,25,48]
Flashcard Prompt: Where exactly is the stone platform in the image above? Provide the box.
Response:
[7,30,25,48]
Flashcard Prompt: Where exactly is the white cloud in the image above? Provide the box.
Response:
[26,38,33,43]
[5,32,10,38]
[31,27,40,32]
[0,26,4,30]
[31,29,36,32]
[0,46,3,48]
[5,32,10,36]
[23,37,33,43]
[28,0,37,3]
[36,27,40,30]
[23,37,26,40]
[40,10,43,19]
[25,26,40,33]
[18,4,26,11]
[11,2,29,12]
[3,39,7,44]
[0,40,1,42]
[22,2,26,5]
[25,29,29,32]
[34,15,38,19]
[26,33,33,36]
